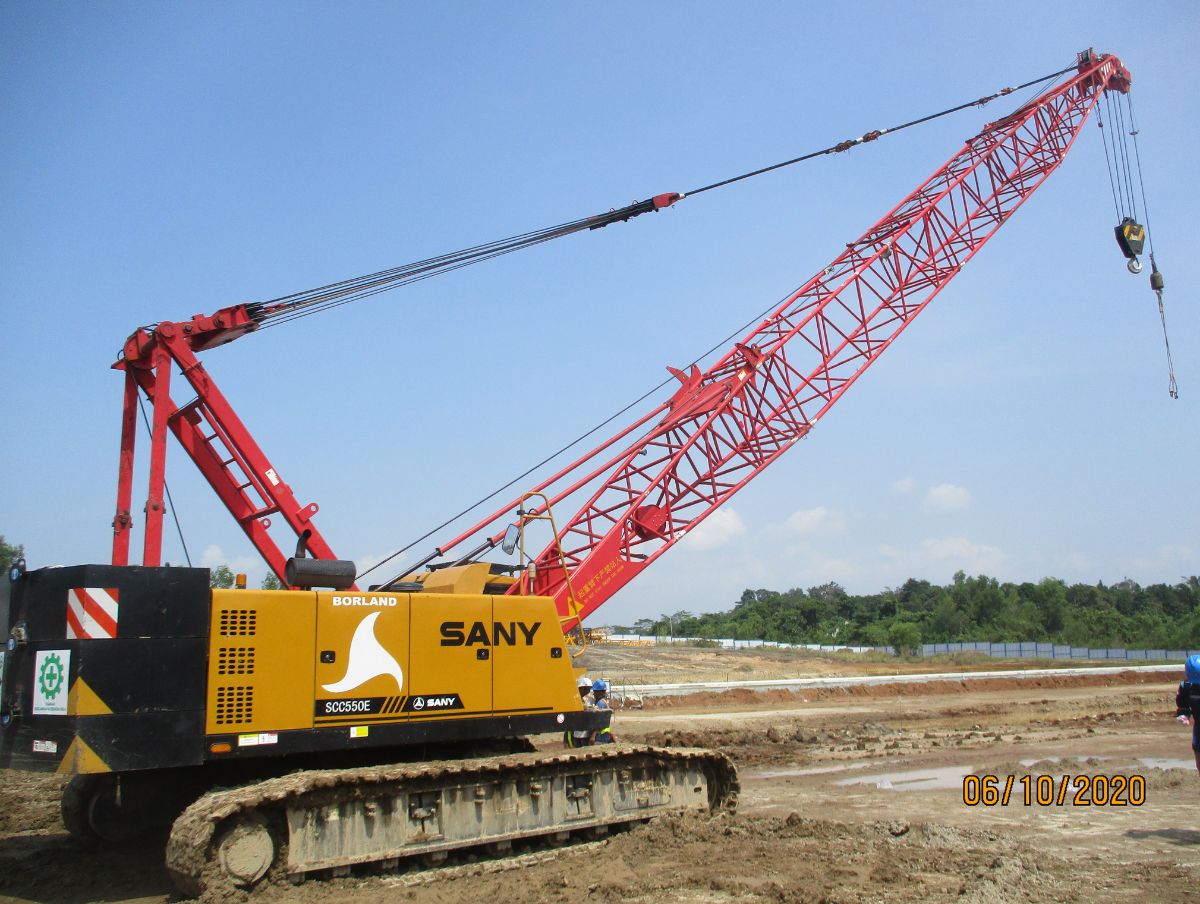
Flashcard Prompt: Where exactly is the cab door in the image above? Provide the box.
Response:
[491,596,575,715]
[407,592,492,722]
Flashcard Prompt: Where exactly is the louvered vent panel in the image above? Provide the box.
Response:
[218,609,258,637]
[215,686,254,725]
[217,647,256,676]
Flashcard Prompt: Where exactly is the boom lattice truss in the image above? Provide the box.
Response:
[471,50,1129,628]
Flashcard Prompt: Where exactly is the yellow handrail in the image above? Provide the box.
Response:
[512,491,586,655]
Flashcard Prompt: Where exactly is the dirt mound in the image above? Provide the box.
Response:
[0,773,65,835]
[641,721,905,766]
[331,809,1194,904]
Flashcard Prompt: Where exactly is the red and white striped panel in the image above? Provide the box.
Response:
[66,587,120,640]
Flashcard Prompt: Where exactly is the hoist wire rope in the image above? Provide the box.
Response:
[135,395,193,567]
[1125,93,1155,256]
[1125,93,1177,398]
[1105,90,1139,222]
[1106,92,1131,219]
[358,61,1085,580]
[249,62,1078,334]
[1157,293,1179,399]
[1094,102,1123,221]
[1103,92,1129,220]
[1114,97,1138,219]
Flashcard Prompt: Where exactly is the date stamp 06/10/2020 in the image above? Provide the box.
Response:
[962,773,1146,807]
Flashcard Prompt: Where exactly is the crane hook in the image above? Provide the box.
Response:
[1114,217,1146,274]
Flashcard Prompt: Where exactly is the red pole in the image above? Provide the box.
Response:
[142,339,173,566]
[111,366,138,566]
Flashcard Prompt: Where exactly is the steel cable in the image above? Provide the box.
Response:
[251,62,1078,333]
[1094,102,1123,221]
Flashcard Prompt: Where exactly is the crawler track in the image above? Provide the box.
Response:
[166,745,738,896]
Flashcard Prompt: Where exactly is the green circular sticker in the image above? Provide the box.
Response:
[38,653,65,701]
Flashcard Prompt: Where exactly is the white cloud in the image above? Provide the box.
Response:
[1131,543,1197,572]
[892,477,915,495]
[680,507,746,552]
[795,549,858,580]
[199,544,262,579]
[1055,552,1092,575]
[781,505,847,537]
[925,483,971,511]
[879,536,1004,572]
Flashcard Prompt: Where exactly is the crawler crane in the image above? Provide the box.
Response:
[0,49,1158,894]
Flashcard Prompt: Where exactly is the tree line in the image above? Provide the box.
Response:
[208,564,282,590]
[4,536,1196,653]
[613,572,1200,654]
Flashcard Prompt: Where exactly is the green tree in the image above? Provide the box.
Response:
[927,593,970,641]
[209,565,236,589]
[888,621,922,656]
[261,572,283,590]
[632,618,656,635]
[630,572,1200,651]
[0,536,23,573]
[1031,578,1069,634]
[1182,606,1200,648]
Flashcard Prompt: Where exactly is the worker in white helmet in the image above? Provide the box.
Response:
[564,675,595,748]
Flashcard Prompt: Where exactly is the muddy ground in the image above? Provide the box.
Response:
[0,649,1195,904]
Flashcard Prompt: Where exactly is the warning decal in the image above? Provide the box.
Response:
[66,587,119,640]
[32,649,70,715]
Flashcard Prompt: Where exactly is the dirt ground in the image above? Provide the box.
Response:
[571,643,1074,687]
[0,648,1195,904]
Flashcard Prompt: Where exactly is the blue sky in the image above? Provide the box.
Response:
[2,3,1197,628]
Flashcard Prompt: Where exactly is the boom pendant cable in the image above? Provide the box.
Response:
[242,62,1077,334]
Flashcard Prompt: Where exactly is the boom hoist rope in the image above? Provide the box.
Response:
[1097,90,1177,398]
[226,63,1078,334]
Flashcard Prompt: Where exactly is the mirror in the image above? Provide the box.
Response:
[501,523,521,555]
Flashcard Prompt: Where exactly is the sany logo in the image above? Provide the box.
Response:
[322,611,404,694]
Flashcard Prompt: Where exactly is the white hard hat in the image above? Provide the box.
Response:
[576,675,592,689]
